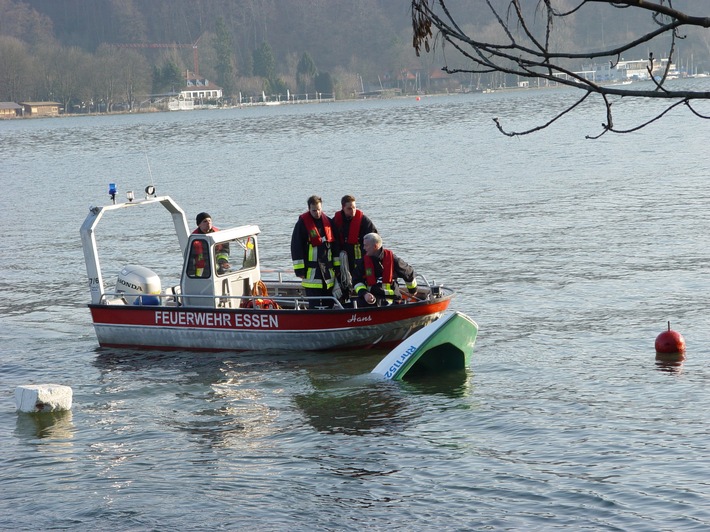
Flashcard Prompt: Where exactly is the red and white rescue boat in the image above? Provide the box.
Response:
[80,190,454,352]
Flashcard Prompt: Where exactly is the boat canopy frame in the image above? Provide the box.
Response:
[80,195,190,305]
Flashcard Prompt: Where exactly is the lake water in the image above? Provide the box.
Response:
[1,84,709,530]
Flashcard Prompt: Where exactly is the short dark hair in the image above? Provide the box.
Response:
[307,195,322,208]
[341,194,356,206]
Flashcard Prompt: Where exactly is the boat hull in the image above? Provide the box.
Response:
[89,297,452,352]
[371,311,478,380]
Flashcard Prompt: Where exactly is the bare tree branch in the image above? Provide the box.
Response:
[412,0,710,136]
[493,91,593,136]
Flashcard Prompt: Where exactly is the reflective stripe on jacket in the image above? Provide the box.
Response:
[291,213,339,289]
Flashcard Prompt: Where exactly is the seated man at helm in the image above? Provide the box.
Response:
[353,232,417,306]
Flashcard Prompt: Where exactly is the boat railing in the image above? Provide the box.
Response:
[262,270,449,301]
[260,268,287,283]
[95,271,451,309]
[415,273,445,297]
[97,291,346,310]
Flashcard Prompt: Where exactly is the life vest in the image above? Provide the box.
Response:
[294,213,339,289]
[364,249,395,297]
[190,226,225,277]
[191,239,208,277]
[333,210,363,246]
[300,212,334,246]
[192,226,220,235]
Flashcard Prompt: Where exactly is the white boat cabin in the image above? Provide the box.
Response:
[180,225,262,308]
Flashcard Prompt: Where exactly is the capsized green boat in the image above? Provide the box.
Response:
[370,311,478,381]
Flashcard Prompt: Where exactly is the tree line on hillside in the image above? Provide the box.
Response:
[0,0,424,110]
[1,0,709,112]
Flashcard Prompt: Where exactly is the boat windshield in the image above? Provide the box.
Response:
[218,235,257,276]
[186,235,257,279]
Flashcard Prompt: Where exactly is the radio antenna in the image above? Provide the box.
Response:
[145,152,155,185]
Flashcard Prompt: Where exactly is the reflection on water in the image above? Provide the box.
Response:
[400,369,472,397]
[3,89,710,530]
[92,349,287,449]
[93,347,473,439]
[15,410,75,440]
[93,348,237,383]
[294,385,409,436]
[295,368,473,435]
[655,352,686,374]
[171,404,248,447]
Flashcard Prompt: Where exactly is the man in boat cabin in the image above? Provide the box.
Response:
[188,212,230,277]
[290,195,342,308]
[353,233,417,306]
[332,194,378,292]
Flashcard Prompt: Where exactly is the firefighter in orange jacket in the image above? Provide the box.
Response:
[354,232,417,306]
[290,195,341,308]
[189,212,230,277]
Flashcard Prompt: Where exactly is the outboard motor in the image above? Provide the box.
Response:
[116,264,162,305]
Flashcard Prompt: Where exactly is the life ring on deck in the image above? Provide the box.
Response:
[244,280,280,309]
[254,298,278,309]
[252,280,269,297]
[244,297,279,309]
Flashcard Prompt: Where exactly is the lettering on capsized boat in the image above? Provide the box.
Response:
[154,311,279,329]
[383,345,417,379]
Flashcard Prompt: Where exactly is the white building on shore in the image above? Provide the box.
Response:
[178,71,223,102]
[556,58,679,84]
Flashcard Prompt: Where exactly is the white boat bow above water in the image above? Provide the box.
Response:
[371,311,478,380]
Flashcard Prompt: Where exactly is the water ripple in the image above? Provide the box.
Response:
[2,88,710,529]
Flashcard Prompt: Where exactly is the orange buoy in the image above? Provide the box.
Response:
[655,321,686,355]
[416,96,421,101]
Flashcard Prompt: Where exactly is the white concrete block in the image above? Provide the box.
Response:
[15,384,73,413]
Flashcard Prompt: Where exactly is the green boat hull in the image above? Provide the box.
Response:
[371,311,478,381]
